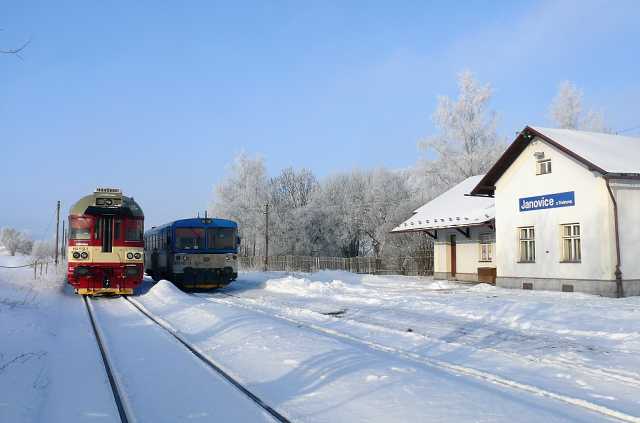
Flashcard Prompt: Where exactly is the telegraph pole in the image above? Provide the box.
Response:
[263,203,269,271]
[54,201,60,265]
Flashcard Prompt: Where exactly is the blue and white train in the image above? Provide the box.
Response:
[144,218,239,289]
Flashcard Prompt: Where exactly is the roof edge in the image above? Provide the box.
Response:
[391,219,494,234]
[470,126,608,196]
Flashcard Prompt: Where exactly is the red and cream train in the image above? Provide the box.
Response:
[67,188,144,295]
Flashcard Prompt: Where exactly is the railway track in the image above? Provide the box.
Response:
[82,296,131,423]
[209,292,640,390]
[84,294,290,423]
[196,292,640,423]
[123,297,291,423]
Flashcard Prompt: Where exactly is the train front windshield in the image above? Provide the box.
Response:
[206,228,236,250]
[175,228,204,249]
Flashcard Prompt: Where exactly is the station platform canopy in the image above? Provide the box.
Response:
[392,175,494,233]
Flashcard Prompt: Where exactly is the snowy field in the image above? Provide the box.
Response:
[2,252,640,422]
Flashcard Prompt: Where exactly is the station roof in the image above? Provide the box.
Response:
[392,175,495,233]
[471,126,640,196]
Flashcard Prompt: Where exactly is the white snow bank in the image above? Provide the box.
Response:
[257,270,459,298]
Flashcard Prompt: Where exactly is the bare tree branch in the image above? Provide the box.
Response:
[0,29,31,59]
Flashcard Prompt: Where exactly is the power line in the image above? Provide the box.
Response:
[618,124,640,134]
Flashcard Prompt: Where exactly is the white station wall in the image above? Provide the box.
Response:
[495,137,616,281]
[434,226,495,277]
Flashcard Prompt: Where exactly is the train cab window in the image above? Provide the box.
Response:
[69,217,91,240]
[207,228,236,249]
[176,228,204,249]
[125,220,143,241]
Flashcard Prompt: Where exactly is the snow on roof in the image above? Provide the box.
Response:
[392,175,494,232]
[531,127,640,174]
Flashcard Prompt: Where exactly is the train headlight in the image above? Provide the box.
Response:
[134,252,141,259]
[80,251,88,259]
[127,252,134,260]
[72,252,81,259]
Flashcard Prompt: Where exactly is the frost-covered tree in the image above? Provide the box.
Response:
[1,228,33,256]
[31,239,55,260]
[268,167,319,255]
[418,70,505,192]
[359,169,413,257]
[306,172,365,257]
[210,153,268,256]
[549,81,610,133]
[549,81,582,129]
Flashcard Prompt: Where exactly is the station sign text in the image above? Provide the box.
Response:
[519,191,575,212]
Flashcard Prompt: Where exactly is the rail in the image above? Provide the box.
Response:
[124,297,292,423]
[83,296,131,423]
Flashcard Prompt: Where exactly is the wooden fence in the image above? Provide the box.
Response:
[238,254,433,276]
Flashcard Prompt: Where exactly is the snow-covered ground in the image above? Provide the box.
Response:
[0,254,119,422]
[135,271,640,422]
[3,255,640,422]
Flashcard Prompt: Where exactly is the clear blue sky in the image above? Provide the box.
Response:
[2,0,639,238]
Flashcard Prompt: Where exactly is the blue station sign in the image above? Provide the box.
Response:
[519,191,575,212]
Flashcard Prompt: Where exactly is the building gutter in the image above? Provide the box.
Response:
[605,177,624,298]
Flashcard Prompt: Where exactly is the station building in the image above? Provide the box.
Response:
[392,176,497,284]
[396,126,640,297]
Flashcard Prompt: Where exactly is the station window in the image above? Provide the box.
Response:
[537,159,552,175]
[479,234,493,262]
[561,223,581,262]
[518,227,535,262]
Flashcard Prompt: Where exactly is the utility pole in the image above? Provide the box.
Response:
[54,201,60,265]
[263,203,269,271]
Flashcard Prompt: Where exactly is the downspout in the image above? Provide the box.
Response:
[605,177,624,298]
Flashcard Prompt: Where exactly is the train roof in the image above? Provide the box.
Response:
[69,188,144,218]
[146,217,237,234]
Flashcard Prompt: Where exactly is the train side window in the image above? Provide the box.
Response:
[69,217,91,240]
[125,220,143,241]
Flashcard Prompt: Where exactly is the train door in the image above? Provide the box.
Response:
[95,216,114,289]
[151,233,159,279]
